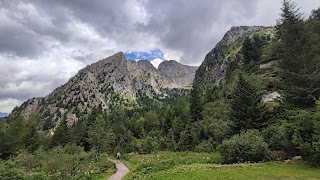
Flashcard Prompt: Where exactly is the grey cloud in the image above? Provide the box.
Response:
[0,0,149,59]
[0,0,318,113]
[139,0,259,64]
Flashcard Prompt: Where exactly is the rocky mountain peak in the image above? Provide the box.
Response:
[159,60,198,87]
[137,60,157,71]
[220,26,265,46]
[194,26,273,87]
[12,52,198,130]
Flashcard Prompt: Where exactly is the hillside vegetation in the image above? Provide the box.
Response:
[123,152,320,180]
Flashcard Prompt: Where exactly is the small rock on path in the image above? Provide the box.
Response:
[108,159,129,180]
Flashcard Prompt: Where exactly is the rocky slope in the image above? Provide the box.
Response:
[12,52,197,129]
[194,26,273,87]
[158,60,197,87]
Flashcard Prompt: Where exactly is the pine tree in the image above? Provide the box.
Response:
[87,115,115,153]
[242,37,255,65]
[190,83,203,122]
[310,8,320,21]
[24,114,41,152]
[276,1,320,107]
[279,0,302,25]
[277,0,303,52]
[0,115,26,157]
[230,74,268,134]
[51,118,70,147]
[241,35,266,72]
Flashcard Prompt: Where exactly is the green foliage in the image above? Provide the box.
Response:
[229,73,269,134]
[138,136,160,154]
[195,140,214,152]
[218,130,269,163]
[310,8,320,21]
[123,151,222,179]
[0,114,46,158]
[276,0,320,108]
[190,83,204,122]
[51,118,70,147]
[241,35,268,72]
[262,123,287,151]
[202,99,232,146]
[3,115,26,154]
[286,101,320,166]
[87,115,116,153]
[0,145,114,179]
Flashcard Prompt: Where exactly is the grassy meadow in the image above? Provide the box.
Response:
[122,151,320,180]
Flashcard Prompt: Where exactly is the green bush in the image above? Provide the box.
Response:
[139,136,159,154]
[0,146,114,179]
[0,166,26,180]
[262,124,287,151]
[195,140,214,152]
[218,129,269,163]
[25,172,48,180]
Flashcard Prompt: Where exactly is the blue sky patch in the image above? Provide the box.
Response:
[125,49,164,61]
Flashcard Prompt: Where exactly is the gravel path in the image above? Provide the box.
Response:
[108,159,129,180]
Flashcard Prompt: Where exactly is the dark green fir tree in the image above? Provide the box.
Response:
[230,74,268,134]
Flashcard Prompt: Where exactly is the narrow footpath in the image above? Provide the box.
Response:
[108,159,129,180]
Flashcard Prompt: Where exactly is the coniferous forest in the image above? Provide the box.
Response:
[1,0,320,179]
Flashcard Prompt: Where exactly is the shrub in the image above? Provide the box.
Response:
[140,136,159,154]
[0,169,25,180]
[262,124,287,151]
[217,129,269,163]
[195,140,214,152]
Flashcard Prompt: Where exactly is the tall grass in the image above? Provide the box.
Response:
[0,144,115,179]
[122,151,222,179]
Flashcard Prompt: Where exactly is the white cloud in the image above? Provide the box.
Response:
[150,58,163,69]
[0,98,23,113]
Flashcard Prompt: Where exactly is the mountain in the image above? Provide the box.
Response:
[159,60,197,87]
[0,112,8,118]
[194,26,273,87]
[11,52,197,130]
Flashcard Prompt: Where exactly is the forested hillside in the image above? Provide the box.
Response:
[1,0,320,179]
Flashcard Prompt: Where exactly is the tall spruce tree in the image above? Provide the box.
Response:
[0,115,26,157]
[51,118,70,147]
[277,0,320,107]
[242,37,255,65]
[241,35,266,72]
[24,114,41,152]
[190,83,203,122]
[230,74,268,134]
[87,115,115,153]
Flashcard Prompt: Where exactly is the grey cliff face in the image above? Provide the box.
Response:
[194,26,269,87]
[158,60,198,87]
[12,52,196,130]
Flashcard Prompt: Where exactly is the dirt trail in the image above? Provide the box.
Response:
[108,159,129,180]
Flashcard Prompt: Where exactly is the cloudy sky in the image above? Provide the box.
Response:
[0,0,319,113]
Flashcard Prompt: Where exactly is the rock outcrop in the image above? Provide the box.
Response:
[194,26,273,87]
[158,60,197,87]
